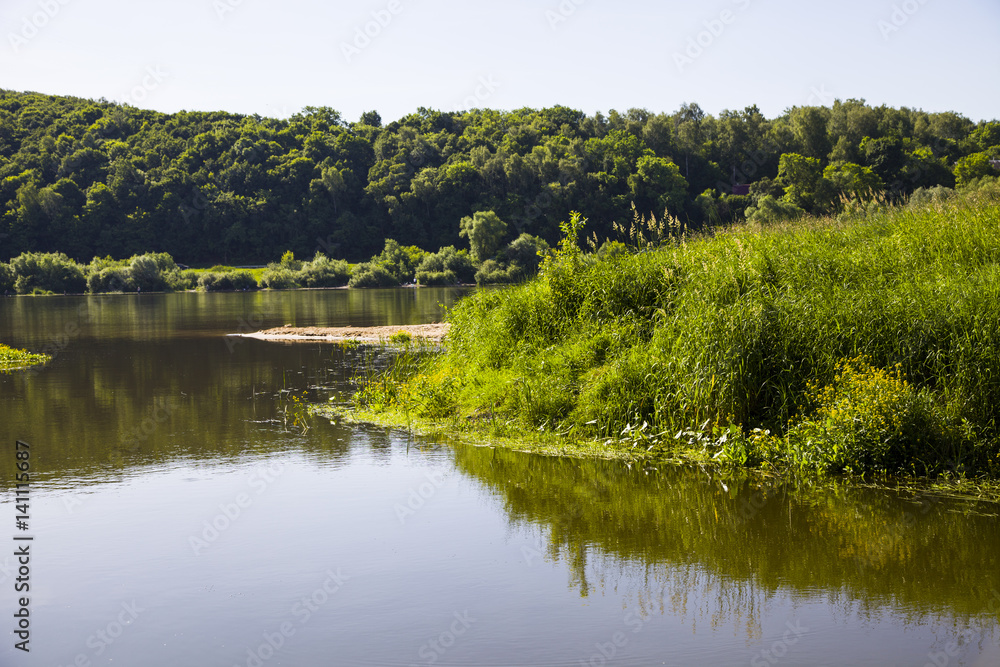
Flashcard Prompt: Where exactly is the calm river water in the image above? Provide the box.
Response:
[1,289,999,667]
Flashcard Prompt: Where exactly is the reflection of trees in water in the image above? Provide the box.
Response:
[455,444,1000,640]
[0,335,361,482]
[0,288,470,482]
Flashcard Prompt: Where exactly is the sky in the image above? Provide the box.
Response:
[1,0,998,124]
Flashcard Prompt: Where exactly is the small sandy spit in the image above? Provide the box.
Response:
[228,323,450,343]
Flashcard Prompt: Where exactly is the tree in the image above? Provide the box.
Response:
[628,155,688,216]
[828,99,879,162]
[673,102,705,177]
[860,136,905,187]
[823,162,883,203]
[459,210,507,262]
[970,122,1000,153]
[954,153,996,188]
[776,153,825,211]
[359,110,382,128]
[787,106,831,160]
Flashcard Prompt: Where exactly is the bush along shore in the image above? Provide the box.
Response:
[0,219,548,295]
[334,193,1000,494]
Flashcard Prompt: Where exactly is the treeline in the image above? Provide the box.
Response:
[0,217,549,294]
[1,88,998,264]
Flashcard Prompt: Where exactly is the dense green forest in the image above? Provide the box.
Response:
[1,88,998,265]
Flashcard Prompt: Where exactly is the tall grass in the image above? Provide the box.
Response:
[356,195,1000,478]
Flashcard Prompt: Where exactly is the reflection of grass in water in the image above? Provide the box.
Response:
[0,343,50,372]
[452,442,1000,636]
[279,392,311,433]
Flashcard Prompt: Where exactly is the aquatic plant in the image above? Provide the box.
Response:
[0,343,50,372]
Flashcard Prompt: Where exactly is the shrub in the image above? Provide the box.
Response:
[228,270,258,290]
[459,210,507,262]
[198,270,258,291]
[260,266,299,290]
[0,263,13,293]
[784,358,956,474]
[745,195,806,224]
[415,269,457,286]
[416,246,476,284]
[348,263,399,288]
[9,252,87,294]
[167,269,199,291]
[475,259,524,285]
[87,267,135,293]
[721,194,752,222]
[501,234,549,275]
[908,185,955,209]
[279,250,302,271]
[298,252,351,287]
[128,254,168,292]
[367,239,422,284]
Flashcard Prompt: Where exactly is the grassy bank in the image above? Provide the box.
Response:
[342,194,1000,484]
[0,344,50,372]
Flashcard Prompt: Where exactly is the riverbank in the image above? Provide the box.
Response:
[335,197,1000,494]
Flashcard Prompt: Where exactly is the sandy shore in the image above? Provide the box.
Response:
[229,323,451,343]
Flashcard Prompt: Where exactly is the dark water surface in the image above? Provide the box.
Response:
[0,290,998,667]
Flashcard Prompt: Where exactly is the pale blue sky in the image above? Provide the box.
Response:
[1,0,997,123]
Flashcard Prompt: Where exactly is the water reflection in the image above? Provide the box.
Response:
[453,445,1000,636]
[0,288,468,483]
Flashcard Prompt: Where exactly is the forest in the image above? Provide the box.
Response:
[1,88,998,266]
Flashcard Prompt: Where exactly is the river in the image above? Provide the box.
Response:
[1,289,998,666]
